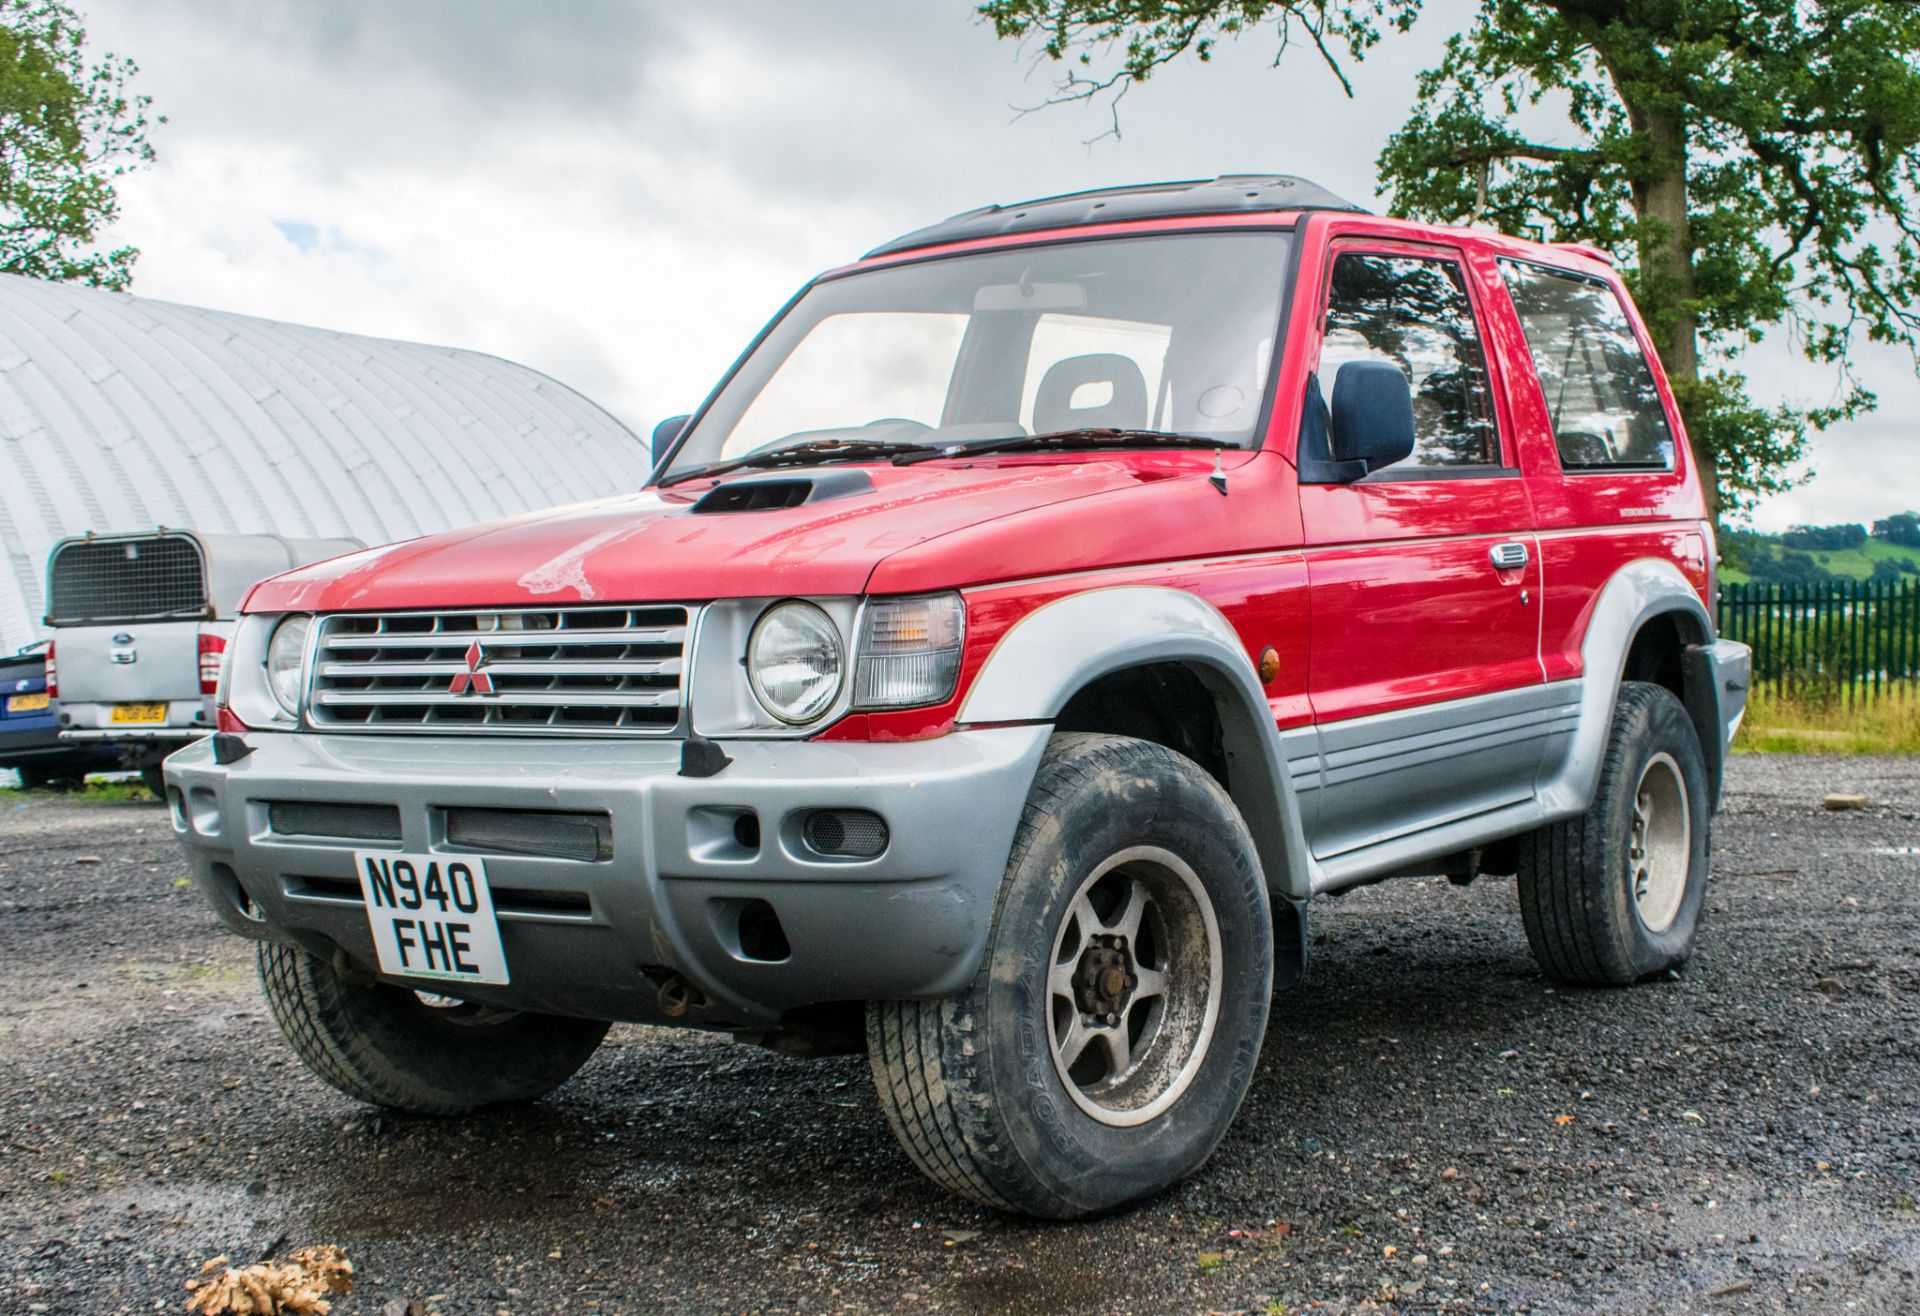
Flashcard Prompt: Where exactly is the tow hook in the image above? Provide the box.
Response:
[656,973,697,1018]
[330,946,377,988]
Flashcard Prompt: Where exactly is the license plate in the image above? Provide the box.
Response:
[354,851,510,986]
[6,692,49,713]
[110,702,169,724]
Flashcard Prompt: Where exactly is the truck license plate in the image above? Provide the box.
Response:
[6,692,49,713]
[354,851,510,986]
[109,702,168,724]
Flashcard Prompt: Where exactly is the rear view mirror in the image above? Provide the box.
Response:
[1329,361,1415,476]
[650,414,690,469]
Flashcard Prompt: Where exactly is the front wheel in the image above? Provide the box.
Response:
[258,943,610,1115]
[867,733,1273,1218]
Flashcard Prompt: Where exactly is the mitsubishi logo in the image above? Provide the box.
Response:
[448,641,495,696]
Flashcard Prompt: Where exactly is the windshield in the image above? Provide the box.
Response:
[661,231,1294,480]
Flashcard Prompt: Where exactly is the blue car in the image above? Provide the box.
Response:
[0,643,118,789]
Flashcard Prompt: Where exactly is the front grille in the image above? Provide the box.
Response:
[308,605,691,736]
[47,535,207,624]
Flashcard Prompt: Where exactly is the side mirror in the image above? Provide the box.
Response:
[1328,361,1415,477]
[650,414,690,468]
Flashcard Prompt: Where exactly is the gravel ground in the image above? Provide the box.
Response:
[2,754,1918,1315]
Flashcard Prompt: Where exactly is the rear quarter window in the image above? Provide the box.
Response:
[1499,261,1676,472]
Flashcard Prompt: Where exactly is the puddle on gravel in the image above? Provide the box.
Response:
[85,1180,288,1251]
[298,1107,619,1240]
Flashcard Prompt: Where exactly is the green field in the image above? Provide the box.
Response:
[1720,535,1920,585]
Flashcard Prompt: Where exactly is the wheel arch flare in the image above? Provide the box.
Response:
[960,585,1314,902]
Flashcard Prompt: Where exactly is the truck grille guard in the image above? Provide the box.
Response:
[305,605,692,736]
[47,534,207,624]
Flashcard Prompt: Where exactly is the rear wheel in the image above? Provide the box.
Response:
[1517,681,1710,985]
[867,733,1273,1218]
[140,766,166,798]
[257,943,609,1114]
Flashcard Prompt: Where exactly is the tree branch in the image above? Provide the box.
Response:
[1447,142,1600,166]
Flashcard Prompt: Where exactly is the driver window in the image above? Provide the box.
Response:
[1318,251,1501,469]
[724,311,967,458]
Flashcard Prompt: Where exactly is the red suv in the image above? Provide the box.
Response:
[166,175,1751,1218]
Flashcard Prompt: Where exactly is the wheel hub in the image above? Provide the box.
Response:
[1629,751,1692,933]
[1073,936,1137,1024]
[1044,846,1225,1128]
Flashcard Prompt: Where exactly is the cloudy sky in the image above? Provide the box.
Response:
[82,0,1919,531]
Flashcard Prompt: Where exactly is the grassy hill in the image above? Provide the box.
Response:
[1721,535,1920,585]
[1719,512,1920,586]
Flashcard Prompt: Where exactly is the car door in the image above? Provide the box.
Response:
[1296,238,1550,860]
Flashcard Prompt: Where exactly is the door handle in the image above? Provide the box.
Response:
[1489,541,1529,571]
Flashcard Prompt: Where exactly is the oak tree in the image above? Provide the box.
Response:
[0,0,157,290]
[981,0,1920,518]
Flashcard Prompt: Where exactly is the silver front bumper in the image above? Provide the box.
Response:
[164,726,1049,1025]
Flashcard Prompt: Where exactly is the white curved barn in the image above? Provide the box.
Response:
[0,272,650,652]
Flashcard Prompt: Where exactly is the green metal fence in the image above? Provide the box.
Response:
[1717,579,1920,703]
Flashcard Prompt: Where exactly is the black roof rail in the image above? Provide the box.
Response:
[865,174,1367,258]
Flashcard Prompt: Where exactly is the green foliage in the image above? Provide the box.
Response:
[977,0,1920,519]
[0,0,158,290]
[1665,369,1817,518]
[1874,510,1920,548]
[1755,548,1835,584]
[1782,522,1868,551]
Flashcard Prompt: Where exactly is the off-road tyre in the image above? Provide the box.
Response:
[867,733,1273,1218]
[1517,681,1711,985]
[257,942,610,1115]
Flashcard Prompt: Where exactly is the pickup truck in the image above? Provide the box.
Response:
[165,175,1751,1218]
[49,530,358,793]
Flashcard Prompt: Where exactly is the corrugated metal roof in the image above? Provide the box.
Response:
[0,272,652,652]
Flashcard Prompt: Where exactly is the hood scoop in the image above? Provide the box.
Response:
[690,469,875,514]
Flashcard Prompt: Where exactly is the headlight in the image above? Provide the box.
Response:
[747,601,844,724]
[854,593,964,709]
[265,614,312,716]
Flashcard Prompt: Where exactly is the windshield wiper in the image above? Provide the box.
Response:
[660,438,940,487]
[890,427,1237,465]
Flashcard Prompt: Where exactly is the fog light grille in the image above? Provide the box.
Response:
[268,800,402,843]
[801,809,889,859]
[444,807,611,863]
